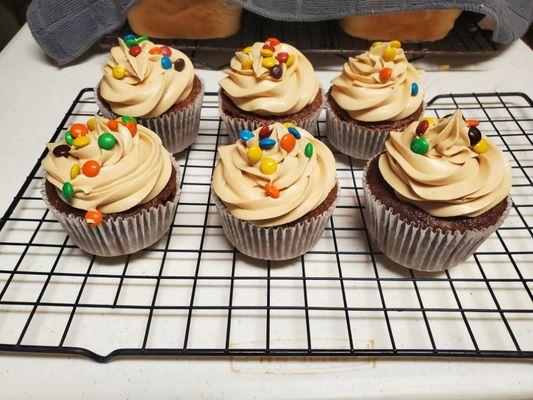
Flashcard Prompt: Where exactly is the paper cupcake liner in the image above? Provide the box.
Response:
[213,185,339,260]
[219,87,323,143]
[41,159,181,257]
[362,160,511,272]
[95,77,204,154]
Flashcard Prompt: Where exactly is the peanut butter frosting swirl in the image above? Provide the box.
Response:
[99,39,195,118]
[219,41,320,116]
[42,116,172,213]
[378,111,512,218]
[331,41,423,122]
[212,123,336,227]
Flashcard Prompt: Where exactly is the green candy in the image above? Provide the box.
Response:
[98,132,117,150]
[410,137,429,155]
[121,116,138,124]
[125,38,137,48]
[135,35,149,44]
[65,130,74,145]
[304,142,314,158]
[62,182,74,202]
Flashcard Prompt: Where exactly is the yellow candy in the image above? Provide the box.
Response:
[86,117,96,131]
[371,41,382,48]
[241,58,253,69]
[242,46,252,55]
[286,54,295,67]
[262,57,276,68]
[70,164,80,179]
[473,138,489,154]
[261,157,277,175]
[422,117,437,126]
[390,40,402,48]
[247,144,263,164]
[283,122,296,128]
[383,47,397,62]
[261,48,274,57]
[73,136,90,148]
[113,64,125,79]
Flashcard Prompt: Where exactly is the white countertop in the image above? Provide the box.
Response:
[0,25,532,399]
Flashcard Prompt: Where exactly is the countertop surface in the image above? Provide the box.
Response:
[0,25,532,399]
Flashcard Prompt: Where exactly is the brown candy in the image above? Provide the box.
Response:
[270,64,282,79]
[259,125,270,139]
[53,144,71,158]
[174,58,185,72]
[416,120,429,136]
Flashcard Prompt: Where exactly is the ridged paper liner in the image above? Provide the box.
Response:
[95,77,204,154]
[362,158,511,271]
[41,159,181,257]
[219,87,323,142]
[213,185,339,260]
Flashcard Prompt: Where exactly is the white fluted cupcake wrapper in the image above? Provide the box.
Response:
[213,185,339,260]
[95,77,204,154]
[219,88,323,143]
[362,161,511,272]
[41,159,181,257]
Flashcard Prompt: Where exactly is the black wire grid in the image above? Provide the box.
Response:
[100,11,498,62]
[0,90,531,363]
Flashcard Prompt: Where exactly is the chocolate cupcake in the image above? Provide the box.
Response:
[212,123,338,260]
[326,41,424,159]
[219,38,323,141]
[363,110,512,271]
[96,36,204,154]
[41,115,180,256]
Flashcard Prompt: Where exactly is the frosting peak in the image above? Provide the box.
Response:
[212,123,336,227]
[379,111,512,217]
[331,41,423,122]
[219,40,320,116]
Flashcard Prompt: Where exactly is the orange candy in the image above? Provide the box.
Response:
[82,160,101,177]
[266,37,280,46]
[85,210,103,227]
[265,183,280,198]
[379,67,392,83]
[466,119,479,127]
[280,133,296,153]
[149,47,162,54]
[70,123,88,138]
[107,120,118,131]
[126,121,137,136]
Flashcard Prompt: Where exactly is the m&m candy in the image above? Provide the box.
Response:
[467,119,479,127]
[126,121,137,136]
[421,117,436,126]
[53,144,70,158]
[123,34,136,42]
[261,46,275,57]
[286,54,295,67]
[283,122,296,128]
[73,136,90,148]
[262,57,276,68]
[124,38,137,48]
[65,131,74,145]
[371,41,382,48]
[113,64,126,79]
[82,160,101,177]
[161,46,171,57]
[379,67,392,83]
[129,45,142,57]
[280,134,296,152]
[135,35,148,44]
[62,182,74,201]
[241,58,253,70]
[411,137,429,155]
[416,120,429,136]
[247,144,263,163]
[87,117,96,131]
[266,37,280,46]
[383,47,396,62]
[276,52,289,63]
[239,129,254,143]
[259,138,276,149]
[265,183,280,198]
[70,164,80,179]
[85,210,103,227]
[161,57,172,70]
[305,142,314,158]
[121,116,137,124]
[270,65,282,79]
[468,126,482,146]
[261,158,277,175]
[107,119,118,131]
[259,125,270,140]
[174,58,185,72]
[390,40,402,48]
[473,138,488,154]
[70,124,88,138]
[98,133,116,150]
[242,46,252,55]
[149,46,162,55]
[411,82,419,96]
[288,126,301,139]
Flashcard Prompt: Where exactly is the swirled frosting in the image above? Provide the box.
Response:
[99,39,195,118]
[212,123,336,227]
[42,115,172,213]
[378,110,512,217]
[331,42,423,122]
[219,41,320,116]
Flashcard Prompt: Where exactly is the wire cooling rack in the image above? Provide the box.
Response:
[0,90,531,363]
[100,11,498,62]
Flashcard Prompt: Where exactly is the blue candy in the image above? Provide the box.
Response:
[239,129,254,143]
[411,82,419,97]
[161,57,172,70]
[123,34,136,41]
[259,138,276,149]
[288,126,301,139]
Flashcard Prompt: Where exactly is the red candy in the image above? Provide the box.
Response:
[161,46,171,57]
[129,45,142,57]
[70,124,88,138]
[265,183,280,199]
[149,47,162,54]
[82,160,101,177]
[259,125,270,139]
[379,67,392,83]
[263,44,275,52]
[466,119,479,127]
[416,120,429,136]
[107,120,118,131]
[266,37,280,46]
[85,210,103,227]
[126,121,137,136]
[276,52,289,63]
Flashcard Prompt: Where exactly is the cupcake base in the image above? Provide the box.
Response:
[96,76,204,154]
[219,87,323,142]
[213,183,339,260]
[326,90,424,160]
[42,159,181,257]
[363,155,511,272]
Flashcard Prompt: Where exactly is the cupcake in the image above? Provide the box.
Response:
[96,36,204,154]
[219,38,322,141]
[41,115,180,257]
[326,41,424,160]
[363,110,512,271]
[212,123,338,260]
